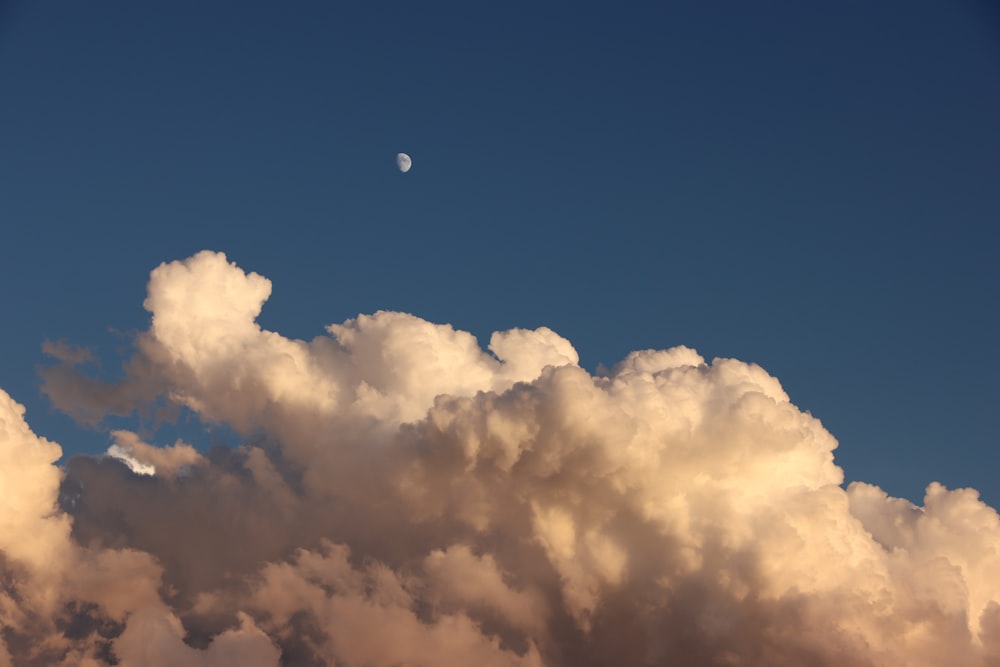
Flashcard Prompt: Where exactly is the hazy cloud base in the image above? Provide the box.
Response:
[1,251,997,665]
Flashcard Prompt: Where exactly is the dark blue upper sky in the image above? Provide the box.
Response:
[1,0,998,506]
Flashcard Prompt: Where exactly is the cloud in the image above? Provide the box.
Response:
[1,249,995,665]
[105,430,204,478]
[0,389,164,666]
[112,610,279,667]
[40,340,95,366]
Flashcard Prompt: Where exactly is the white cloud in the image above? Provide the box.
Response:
[4,249,996,665]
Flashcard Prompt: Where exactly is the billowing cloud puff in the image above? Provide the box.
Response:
[0,250,993,665]
[0,390,167,665]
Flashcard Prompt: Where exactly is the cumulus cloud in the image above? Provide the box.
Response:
[0,389,167,665]
[1,249,995,665]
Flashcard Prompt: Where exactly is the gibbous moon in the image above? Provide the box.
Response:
[396,153,412,173]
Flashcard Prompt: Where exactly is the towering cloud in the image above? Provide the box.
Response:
[0,250,994,665]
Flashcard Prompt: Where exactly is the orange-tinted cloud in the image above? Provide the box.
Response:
[2,250,995,665]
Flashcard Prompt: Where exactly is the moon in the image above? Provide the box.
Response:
[396,153,412,173]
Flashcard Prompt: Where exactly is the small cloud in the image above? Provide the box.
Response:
[106,443,156,476]
[42,339,96,366]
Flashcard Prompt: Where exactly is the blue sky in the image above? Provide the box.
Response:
[1,0,998,507]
